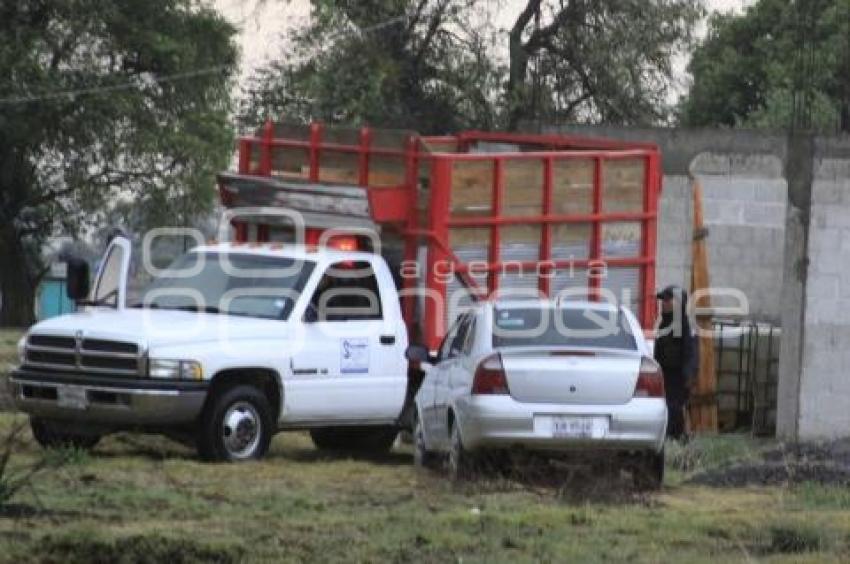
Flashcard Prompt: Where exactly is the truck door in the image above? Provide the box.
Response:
[89,235,132,309]
[285,260,405,423]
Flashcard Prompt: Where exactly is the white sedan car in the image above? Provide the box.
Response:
[409,300,667,488]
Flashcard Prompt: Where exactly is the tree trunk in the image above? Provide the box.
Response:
[0,225,37,328]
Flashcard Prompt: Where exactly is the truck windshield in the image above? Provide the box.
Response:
[492,306,637,350]
[136,252,315,320]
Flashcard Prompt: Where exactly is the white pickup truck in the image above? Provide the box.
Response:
[8,236,412,461]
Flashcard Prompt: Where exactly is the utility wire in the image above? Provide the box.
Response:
[0,13,409,107]
[0,65,233,106]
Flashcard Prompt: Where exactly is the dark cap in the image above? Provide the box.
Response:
[656,285,679,300]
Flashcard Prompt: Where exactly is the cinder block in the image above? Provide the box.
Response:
[730,154,784,178]
[813,180,844,205]
[808,274,840,300]
[743,203,786,227]
[702,177,755,201]
[755,180,788,203]
[705,200,746,225]
[823,205,850,229]
[814,158,850,181]
[691,153,731,175]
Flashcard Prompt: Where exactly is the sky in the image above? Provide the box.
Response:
[215,0,756,99]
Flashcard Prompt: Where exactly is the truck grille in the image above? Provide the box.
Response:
[24,334,142,376]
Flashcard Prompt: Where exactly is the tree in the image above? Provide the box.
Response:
[243,1,702,133]
[0,0,237,326]
[506,0,704,129]
[239,0,502,133]
[680,0,849,132]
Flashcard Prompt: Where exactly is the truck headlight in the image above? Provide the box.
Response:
[148,359,203,380]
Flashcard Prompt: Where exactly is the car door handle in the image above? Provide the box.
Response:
[380,335,395,345]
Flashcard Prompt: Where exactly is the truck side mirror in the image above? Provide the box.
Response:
[405,344,435,364]
[66,258,90,302]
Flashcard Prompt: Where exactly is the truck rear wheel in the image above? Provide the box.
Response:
[30,418,100,450]
[197,385,273,462]
[310,426,398,455]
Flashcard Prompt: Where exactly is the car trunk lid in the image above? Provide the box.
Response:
[499,348,642,405]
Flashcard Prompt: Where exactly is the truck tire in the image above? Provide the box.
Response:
[633,449,665,491]
[197,385,273,462]
[30,418,100,450]
[310,426,398,455]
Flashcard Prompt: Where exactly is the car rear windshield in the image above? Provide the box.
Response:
[492,306,637,350]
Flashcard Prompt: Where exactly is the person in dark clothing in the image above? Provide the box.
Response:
[653,286,698,440]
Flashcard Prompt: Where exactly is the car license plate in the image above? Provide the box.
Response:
[57,385,88,410]
[549,416,608,439]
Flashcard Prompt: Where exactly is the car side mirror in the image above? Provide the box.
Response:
[406,344,436,364]
[66,258,90,302]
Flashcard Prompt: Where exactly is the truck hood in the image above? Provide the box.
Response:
[26,308,291,348]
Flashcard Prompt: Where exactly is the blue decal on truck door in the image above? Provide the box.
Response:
[340,338,369,374]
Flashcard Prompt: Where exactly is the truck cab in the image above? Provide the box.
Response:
[9,238,409,461]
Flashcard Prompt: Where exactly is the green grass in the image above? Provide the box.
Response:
[0,329,22,371]
[0,415,849,563]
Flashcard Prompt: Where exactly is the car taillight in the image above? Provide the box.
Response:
[634,357,665,398]
[472,354,510,395]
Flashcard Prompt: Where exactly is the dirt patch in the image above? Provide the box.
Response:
[689,439,850,487]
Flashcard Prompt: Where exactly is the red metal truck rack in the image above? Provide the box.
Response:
[218,121,662,350]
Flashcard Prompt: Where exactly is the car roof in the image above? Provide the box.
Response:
[190,243,378,264]
[482,298,622,312]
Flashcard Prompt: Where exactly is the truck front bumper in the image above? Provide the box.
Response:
[8,368,208,427]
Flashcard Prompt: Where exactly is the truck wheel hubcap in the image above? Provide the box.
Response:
[222,402,261,459]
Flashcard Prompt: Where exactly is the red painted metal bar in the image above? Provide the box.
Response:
[424,157,453,350]
[238,139,252,174]
[401,134,419,337]
[308,122,323,182]
[259,121,274,176]
[233,221,248,243]
[539,157,554,297]
[589,157,604,300]
[446,210,653,227]
[641,153,660,328]
[456,130,658,151]
[488,159,504,296]
[358,127,372,187]
[454,256,653,275]
[256,224,270,243]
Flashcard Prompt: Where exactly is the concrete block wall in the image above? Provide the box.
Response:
[797,157,850,439]
[692,153,788,323]
[655,175,693,291]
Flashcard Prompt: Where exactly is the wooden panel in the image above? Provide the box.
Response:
[503,161,543,217]
[450,161,493,216]
[552,159,594,214]
[603,158,645,213]
[449,226,490,248]
[602,222,641,258]
[500,225,541,246]
[551,223,592,257]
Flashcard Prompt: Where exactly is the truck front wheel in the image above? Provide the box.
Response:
[197,385,273,462]
[30,418,100,450]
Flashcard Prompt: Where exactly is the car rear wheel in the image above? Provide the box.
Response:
[197,385,273,462]
[30,418,100,450]
[633,449,665,491]
[413,412,437,469]
[447,423,475,481]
